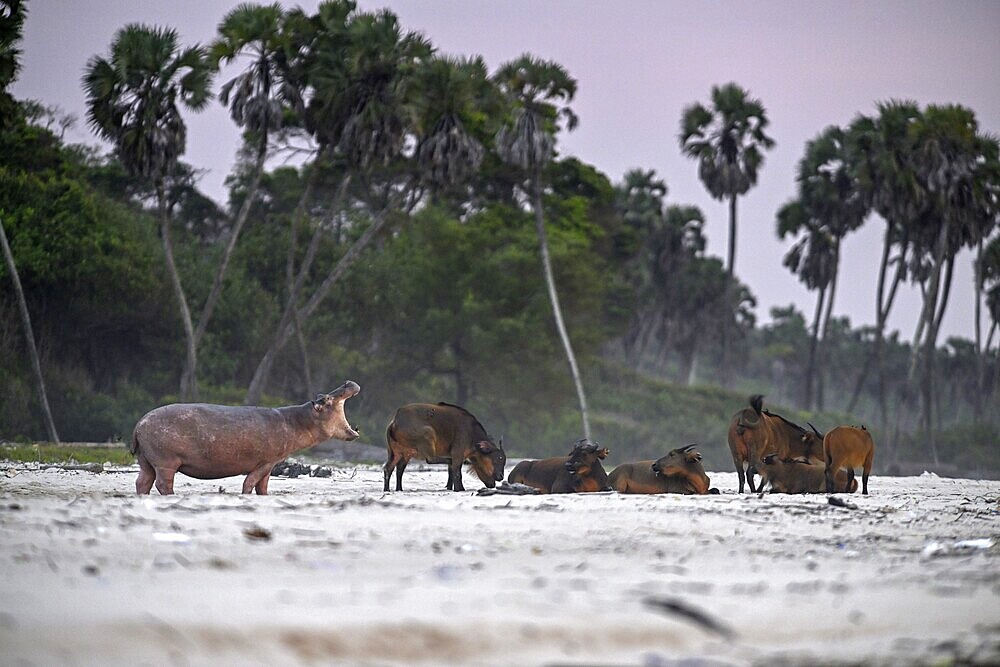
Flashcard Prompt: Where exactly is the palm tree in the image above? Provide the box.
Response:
[244,7,432,404]
[779,126,868,409]
[84,25,212,400]
[845,102,922,435]
[493,54,591,439]
[905,105,987,455]
[0,0,25,127]
[1,216,59,442]
[413,55,494,198]
[679,83,774,279]
[160,2,291,396]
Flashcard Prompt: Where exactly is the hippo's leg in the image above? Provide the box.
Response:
[135,453,155,495]
[242,464,273,494]
[153,467,176,495]
[394,458,408,492]
[254,468,274,495]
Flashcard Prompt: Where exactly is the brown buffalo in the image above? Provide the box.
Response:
[727,395,824,493]
[609,444,713,494]
[131,381,361,495]
[758,454,858,494]
[824,425,875,494]
[384,403,505,492]
[507,440,610,494]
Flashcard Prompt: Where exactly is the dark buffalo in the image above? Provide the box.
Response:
[384,403,505,492]
[727,394,824,493]
[609,444,714,494]
[508,440,610,494]
[131,381,360,495]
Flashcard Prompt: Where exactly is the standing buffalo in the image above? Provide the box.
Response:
[727,395,824,493]
[824,425,875,494]
[609,444,713,494]
[508,440,610,494]
[384,403,505,492]
[131,381,361,495]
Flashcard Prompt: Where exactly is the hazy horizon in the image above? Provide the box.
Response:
[12,0,1000,344]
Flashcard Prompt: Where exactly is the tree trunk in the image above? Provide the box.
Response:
[816,239,841,412]
[974,238,984,423]
[246,200,391,404]
[721,193,737,370]
[805,285,826,411]
[157,186,198,401]
[912,223,950,463]
[245,169,344,405]
[191,135,268,352]
[533,172,591,440]
[847,231,893,414]
[0,217,59,442]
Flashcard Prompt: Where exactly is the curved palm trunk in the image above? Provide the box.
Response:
[1,217,59,442]
[181,136,270,395]
[157,187,198,401]
[805,285,826,411]
[533,174,591,440]
[974,239,985,423]
[816,239,841,411]
[244,166,338,405]
[721,193,738,370]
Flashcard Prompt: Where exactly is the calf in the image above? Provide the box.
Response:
[508,440,610,494]
[384,402,505,492]
[758,454,857,494]
[824,425,875,494]
[609,445,712,494]
[131,381,360,495]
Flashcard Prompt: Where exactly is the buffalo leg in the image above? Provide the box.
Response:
[384,450,402,492]
[449,460,465,492]
[734,457,746,494]
[747,465,758,493]
[825,462,835,493]
[394,458,409,492]
[845,468,856,494]
[862,450,873,495]
[446,467,454,491]
[153,467,176,495]
[135,453,155,495]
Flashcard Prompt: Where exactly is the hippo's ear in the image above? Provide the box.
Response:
[475,441,494,454]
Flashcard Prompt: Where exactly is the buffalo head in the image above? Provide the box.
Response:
[468,438,506,487]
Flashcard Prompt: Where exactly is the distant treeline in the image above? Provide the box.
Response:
[0,1,997,472]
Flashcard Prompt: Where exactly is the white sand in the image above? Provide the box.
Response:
[0,463,997,666]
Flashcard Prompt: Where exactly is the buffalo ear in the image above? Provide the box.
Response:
[762,454,776,465]
[687,452,702,462]
[312,401,324,413]
[598,448,609,459]
[498,436,503,447]
[475,441,493,454]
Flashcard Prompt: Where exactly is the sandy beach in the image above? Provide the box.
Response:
[0,462,997,666]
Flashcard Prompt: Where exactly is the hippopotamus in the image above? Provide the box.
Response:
[131,380,360,495]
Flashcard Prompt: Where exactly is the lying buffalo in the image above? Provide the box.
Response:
[727,394,824,493]
[758,454,857,494]
[609,444,714,494]
[131,381,360,495]
[384,403,505,492]
[507,440,610,494]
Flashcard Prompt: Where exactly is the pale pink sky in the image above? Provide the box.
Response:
[13,1,1000,343]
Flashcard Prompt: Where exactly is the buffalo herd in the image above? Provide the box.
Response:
[131,385,874,496]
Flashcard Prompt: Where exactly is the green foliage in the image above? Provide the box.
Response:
[1,444,135,465]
